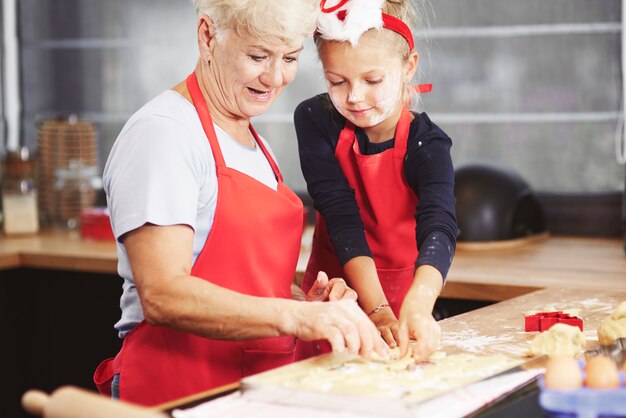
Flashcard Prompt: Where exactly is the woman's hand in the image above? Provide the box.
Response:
[368,308,404,349]
[288,299,389,358]
[305,271,357,302]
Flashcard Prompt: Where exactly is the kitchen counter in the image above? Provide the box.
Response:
[159,286,626,415]
[1,228,625,301]
[3,230,625,418]
[0,228,118,273]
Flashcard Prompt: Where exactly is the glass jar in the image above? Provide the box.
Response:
[54,161,102,229]
[1,148,40,235]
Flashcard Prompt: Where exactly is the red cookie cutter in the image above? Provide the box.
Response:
[524,311,584,332]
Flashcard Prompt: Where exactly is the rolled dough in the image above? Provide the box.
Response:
[597,301,626,345]
[528,323,586,357]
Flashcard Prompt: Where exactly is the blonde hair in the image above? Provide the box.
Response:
[193,0,318,46]
[316,0,430,110]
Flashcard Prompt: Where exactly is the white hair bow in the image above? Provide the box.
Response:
[316,0,385,45]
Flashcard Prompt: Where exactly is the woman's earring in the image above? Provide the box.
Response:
[204,58,210,65]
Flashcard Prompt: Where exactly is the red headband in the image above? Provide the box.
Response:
[381,13,414,51]
[317,0,415,50]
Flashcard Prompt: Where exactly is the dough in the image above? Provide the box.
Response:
[597,301,626,345]
[528,323,586,357]
[428,350,448,361]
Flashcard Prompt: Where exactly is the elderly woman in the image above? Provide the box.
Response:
[93,0,387,407]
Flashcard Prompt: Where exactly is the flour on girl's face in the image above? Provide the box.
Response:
[326,65,403,129]
[370,69,402,126]
[320,32,407,132]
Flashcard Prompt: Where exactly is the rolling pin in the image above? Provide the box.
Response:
[22,386,168,418]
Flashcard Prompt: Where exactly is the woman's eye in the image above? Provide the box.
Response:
[367,78,384,85]
[328,80,345,86]
[249,55,266,62]
[284,56,298,63]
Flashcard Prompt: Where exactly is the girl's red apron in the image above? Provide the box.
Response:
[298,107,418,358]
[94,72,304,406]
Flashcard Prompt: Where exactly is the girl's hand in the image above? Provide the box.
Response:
[368,308,404,349]
[306,271,358,302]
[398,309,441,360]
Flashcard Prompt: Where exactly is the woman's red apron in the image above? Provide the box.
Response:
[298,108,418,358]
[94,72,304,406]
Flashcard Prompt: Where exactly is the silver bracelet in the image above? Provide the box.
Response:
[368,303,391,316]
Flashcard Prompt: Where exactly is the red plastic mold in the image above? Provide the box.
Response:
[80,207,115,241]
[524,311,584,332]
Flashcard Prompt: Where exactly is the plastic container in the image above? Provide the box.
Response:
[539,361,626,418]
[1,148,40,235]
[80,207,114,241]
[54,161,102,229]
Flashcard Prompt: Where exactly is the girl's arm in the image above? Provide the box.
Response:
[295,98,398,344]
[400,116,457,359]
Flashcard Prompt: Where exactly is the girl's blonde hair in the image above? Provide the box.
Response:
[194,0,318,46]
[316,0,430,110]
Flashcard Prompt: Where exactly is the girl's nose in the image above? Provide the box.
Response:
[347,85,364,104]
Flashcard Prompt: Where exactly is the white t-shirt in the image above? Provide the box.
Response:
[103,90,278,337]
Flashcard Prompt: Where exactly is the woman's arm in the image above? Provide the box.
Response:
[124,223,387,356]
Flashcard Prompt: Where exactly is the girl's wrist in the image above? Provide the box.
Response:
[405,284,440,315]
[367,303,391,316]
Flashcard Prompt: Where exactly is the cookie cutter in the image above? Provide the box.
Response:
[524,311,584,332]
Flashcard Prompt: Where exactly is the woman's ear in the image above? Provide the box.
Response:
[197,14,217,63]
[404,51,419,82]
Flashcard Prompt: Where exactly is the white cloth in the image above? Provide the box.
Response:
[103,90,278,337]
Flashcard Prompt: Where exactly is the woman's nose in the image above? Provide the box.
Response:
[260,61,285,87]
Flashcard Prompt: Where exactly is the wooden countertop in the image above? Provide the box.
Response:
[2,228,625,301]
[0,228,118,273]
[159,286,626,412]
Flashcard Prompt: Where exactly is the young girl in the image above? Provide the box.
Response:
[295,0,456,360]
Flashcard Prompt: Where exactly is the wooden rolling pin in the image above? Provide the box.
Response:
[22,386,167,418]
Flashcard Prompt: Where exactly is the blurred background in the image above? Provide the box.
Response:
[0,0,623,235]
[1,0,623,237]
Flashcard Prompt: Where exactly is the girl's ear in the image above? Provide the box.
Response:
[197,14,217,62]
[403,51,419,82]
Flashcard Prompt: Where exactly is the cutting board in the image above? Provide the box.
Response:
[239,288,626,416]
[240,350,543,417]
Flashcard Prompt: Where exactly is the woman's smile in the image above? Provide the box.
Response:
[246,86,272,101]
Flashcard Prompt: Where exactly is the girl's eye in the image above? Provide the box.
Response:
[249,55,266,62]
[367,78,384,85]
[328,80,345,86]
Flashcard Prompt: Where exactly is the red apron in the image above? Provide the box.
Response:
[94,72,304,406]
[298,108,418,358]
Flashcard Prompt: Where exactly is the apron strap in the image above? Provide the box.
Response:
[186,72,284,182]
[393,107,412,159]
[249,124,284,183]
[186,72,227,169]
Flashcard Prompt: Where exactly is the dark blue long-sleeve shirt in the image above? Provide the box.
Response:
[295,94,457,279]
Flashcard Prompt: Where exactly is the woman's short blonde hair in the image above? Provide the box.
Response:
[194,0,318,46]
